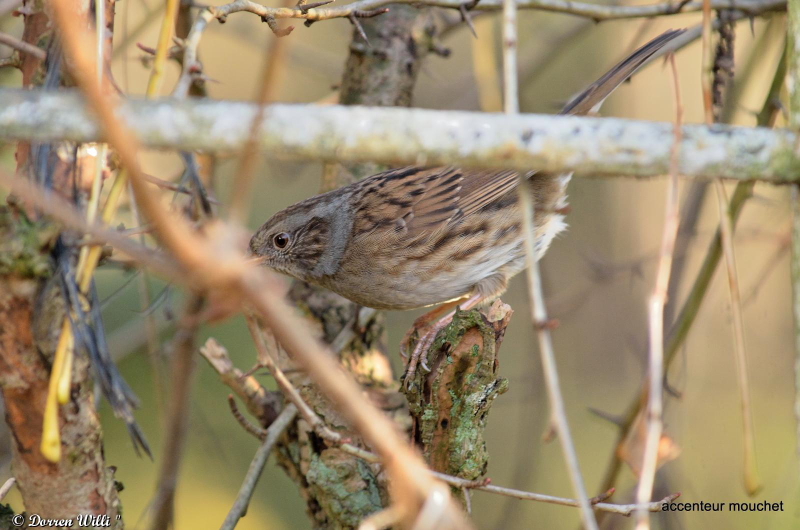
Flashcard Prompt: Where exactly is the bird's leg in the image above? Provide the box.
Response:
[403,293,483,386]
[399,297,466,360]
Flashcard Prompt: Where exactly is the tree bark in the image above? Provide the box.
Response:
[1,0,124,525]
[0,210,123,527]
[403,302,512,505]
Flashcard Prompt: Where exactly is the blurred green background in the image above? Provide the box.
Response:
[0,2,796,529]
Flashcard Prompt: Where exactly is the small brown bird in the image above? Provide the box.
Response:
[250,29,685,380]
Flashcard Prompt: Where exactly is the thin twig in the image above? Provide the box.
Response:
[470,17,502,111]
[173,10,214,99]
[199,338,281,427]
[502,0,519,115]
[228,395,269,439]
[714,179,761,495]
[788,0,800,478]
[149,294,205,530]
[228,0,295,224]
[0,31,46,60]
[0,477,15,502]
[245,316,344,443]
[220,404,297,530]
[504,0,594,526]
[596,45,787,499]
[634,53,682,530]
[701,0,714,122]
[793,185,800,476]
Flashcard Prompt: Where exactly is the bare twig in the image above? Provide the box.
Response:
[173,10,214,98]
[634,53,682,530]
[149,295,205,530]
[245,316,344,443]
[229,0,295,224]
[793,185,800,474]
[470,17,502,111]
[0,477,15,502]
[714,179,761,495]
[701,0,714,122]
[435,473,681,516]
[506,2,594,524]
[502,0,519,115]
[228,395,269,439]
[199,338,281,427]
[0,31,46,60]
[220,404,298,530]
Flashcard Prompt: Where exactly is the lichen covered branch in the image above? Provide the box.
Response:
[1,90,799,183]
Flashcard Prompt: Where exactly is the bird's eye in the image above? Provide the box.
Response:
[273,232,291,249]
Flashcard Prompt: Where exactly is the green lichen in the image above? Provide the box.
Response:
[305,450,384,529]
[769,145,800,184]
[0,207,56,278]
[403,306,510,485]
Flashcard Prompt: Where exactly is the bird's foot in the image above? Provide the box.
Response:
[402,315,454,389]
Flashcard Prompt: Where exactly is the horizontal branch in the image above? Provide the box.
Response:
[214,0,784,23]
[0,89,798,183]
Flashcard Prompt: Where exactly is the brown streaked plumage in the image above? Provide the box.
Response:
[250,29,685,377]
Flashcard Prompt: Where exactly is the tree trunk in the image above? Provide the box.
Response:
[0,0,124,525]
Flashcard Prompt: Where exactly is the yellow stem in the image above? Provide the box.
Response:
[145,0,180,98]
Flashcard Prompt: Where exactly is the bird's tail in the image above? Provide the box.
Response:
[560,29,686,116]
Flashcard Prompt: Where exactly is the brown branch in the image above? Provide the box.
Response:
[199,338,281,428]
[149,294,205,529]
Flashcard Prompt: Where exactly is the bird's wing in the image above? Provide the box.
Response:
[351,166,519,241]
